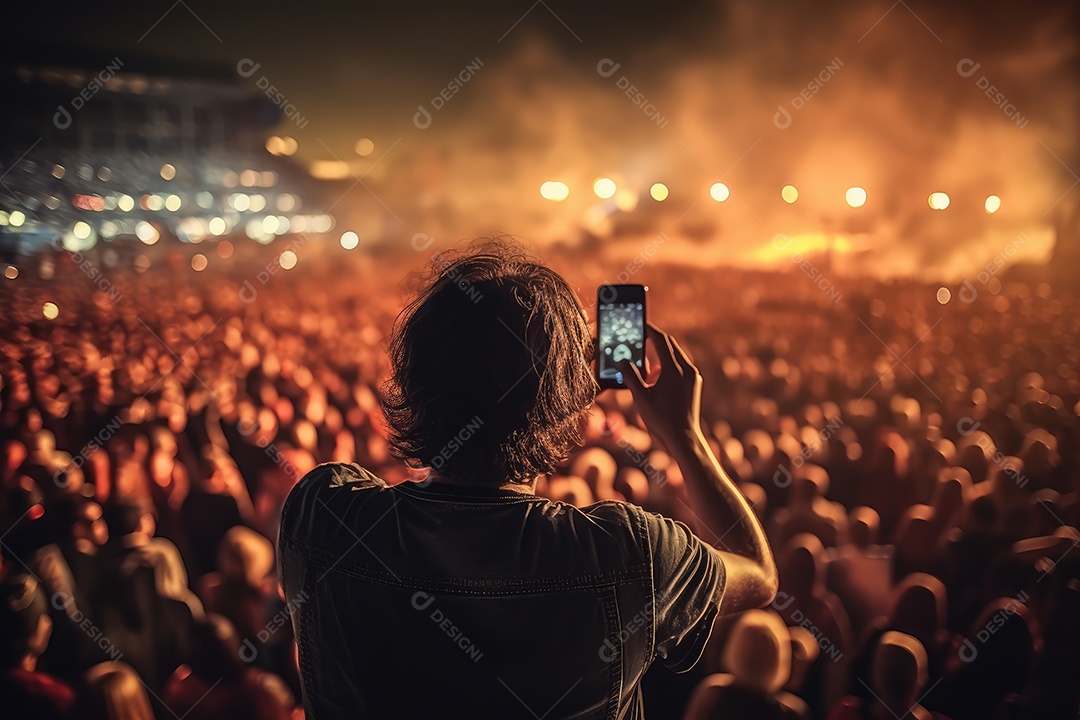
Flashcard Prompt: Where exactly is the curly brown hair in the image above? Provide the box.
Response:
[380,238,597,485]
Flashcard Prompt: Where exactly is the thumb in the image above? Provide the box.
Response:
[617,358,646,394]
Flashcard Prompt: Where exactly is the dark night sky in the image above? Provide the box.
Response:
[8,0,1079,277]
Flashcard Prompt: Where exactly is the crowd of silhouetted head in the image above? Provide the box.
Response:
[1,255,1077,719]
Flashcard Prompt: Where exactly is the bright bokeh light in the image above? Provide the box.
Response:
[73,221,92,240]
[340,231,360,250]
[263,216,280,235]
[209,217,227,236]
[614,189,638,212]
[709,183,730,202]
[781,185,799,204]
[540,181,570,201]
[936,287,952,304]
[136,221,159,245]
[929,192,951,210]
[280,137,298,156]
[160,163,176,181]
[165,194,181,212]
[145,195,164,211]
[985,195,1001,213]
[355,138,375,156]
[117,194,134,212]
[191,254,208,272]
[42,302,59,320]
[4,265,18,280]
[231,194,251,212]
[217,240,234,259]
[650,183,669,202]
[845,187,867,208]
[10,211,26,227]
[279,250,298,270]
[593,177,617,199]
[249,195,267,212]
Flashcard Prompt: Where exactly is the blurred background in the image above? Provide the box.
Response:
[2,2,1079,720]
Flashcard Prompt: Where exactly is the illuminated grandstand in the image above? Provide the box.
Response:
[0,50,333,260]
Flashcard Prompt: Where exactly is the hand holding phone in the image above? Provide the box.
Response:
[596,284,647,389]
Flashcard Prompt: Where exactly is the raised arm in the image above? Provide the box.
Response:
[619,324,778,615]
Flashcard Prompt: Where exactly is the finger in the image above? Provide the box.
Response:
[668,335,699,374]
[617,358,649,393]
[645,323,683,373]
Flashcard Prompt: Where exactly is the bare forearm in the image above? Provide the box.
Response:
[668,427,777,582]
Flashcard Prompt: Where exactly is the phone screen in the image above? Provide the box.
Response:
[597,285,646,389]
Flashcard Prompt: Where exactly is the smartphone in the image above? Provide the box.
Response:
[596,284,647,389]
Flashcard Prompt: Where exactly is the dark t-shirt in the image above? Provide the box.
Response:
[279,462,727,719]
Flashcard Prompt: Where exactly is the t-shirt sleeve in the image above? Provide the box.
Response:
[641,508,726,672]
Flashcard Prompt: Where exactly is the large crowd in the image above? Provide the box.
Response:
[1,242,1078,719]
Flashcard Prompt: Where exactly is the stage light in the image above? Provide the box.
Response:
[279,250,298,270]
[191,254,208,272]
[160,163,176,181]
[340,231,360,249]
[985,195,1001,213]
[355,138,375,156]
[594,178,617,199]
[540,181,570,201]
[650,183,669,201]
[42,302,59,320]
[782,185,798,204]
[928,192,950,210]
[845,187,867,208]
[710,183,730,202]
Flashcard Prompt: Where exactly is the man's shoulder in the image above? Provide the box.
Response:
[280,463,387,536]
[289,462,387,497]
